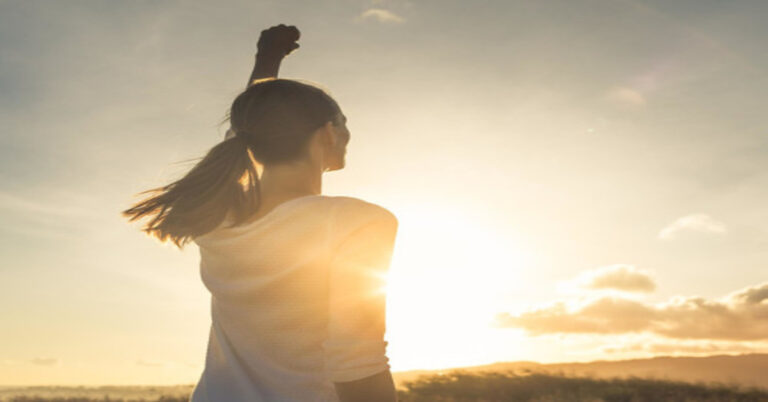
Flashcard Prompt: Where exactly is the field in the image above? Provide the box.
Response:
[3,371,768,402]
[397,370,768,401]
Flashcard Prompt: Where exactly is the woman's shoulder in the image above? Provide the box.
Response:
[322,195,398,228]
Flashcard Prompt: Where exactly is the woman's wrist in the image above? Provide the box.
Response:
[247,54,283,86]
[256,53,283,65]
[247,24,299,86]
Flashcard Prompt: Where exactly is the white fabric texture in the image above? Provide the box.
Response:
[189,195,398,402]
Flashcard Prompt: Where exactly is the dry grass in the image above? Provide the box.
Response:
[396,370,768,402]
[3,372,768,401]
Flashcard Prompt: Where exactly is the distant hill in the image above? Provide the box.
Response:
[391,353,768,391]
[1,354,764,400]
[3,372,767,402]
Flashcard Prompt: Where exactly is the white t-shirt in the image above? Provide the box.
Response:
[190,195,398,402]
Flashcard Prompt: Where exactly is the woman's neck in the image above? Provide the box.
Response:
[259,159,323,201]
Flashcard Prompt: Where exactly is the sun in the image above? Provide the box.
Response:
[381,202,532,370]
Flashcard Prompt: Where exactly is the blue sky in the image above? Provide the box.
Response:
[1,0,767,385]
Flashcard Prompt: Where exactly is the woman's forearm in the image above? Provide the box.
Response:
[334,370,398,402]
[244,24,298,88]
[246,54,282,88]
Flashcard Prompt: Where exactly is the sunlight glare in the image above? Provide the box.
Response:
[384,203,533,369]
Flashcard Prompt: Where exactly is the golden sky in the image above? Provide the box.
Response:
[1,0,767,385]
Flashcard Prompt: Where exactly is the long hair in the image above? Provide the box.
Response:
[123,78,342,248]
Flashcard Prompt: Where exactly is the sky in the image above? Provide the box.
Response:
[1,0,767,385]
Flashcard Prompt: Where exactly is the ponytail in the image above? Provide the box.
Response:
[125,78,341,249]
[123,134,260,248]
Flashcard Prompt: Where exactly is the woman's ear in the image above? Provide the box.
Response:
[321,121,337,147]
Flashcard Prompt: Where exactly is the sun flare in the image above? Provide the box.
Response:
[382,203,532,369]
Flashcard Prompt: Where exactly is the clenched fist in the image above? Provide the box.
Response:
[257,24,301,60]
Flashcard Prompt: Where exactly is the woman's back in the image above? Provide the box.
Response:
[190,195,398,402]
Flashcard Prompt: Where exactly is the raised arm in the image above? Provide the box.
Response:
[245,24,300,88]
[226,24,301,139]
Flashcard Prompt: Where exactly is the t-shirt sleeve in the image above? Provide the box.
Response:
[322,205,399,383]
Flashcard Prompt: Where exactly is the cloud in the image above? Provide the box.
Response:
[135,358,190,368]
[0,189,105,240]
[566,264,656,293]
[605,86,646,107]
[493,281,768,341]
[356,8,405,24]
[600,339,764,355]
[495,297,656,335]
[29,357,60,366]
[136,359,167,367]
[658,213,727,240]
[0,191,91,218]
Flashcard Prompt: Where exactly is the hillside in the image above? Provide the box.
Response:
[392,353,768,391]
[1,354,765,401]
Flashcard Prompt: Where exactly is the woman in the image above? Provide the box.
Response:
[123,25,399,402]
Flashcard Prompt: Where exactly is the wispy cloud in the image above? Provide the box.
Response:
[0,190,105,240]
[29,357,60,366]
[135,358,196,368]
[494,281,768,341]
[0,191,90,218]
[605,86,646,107]
[561,264,656,293]
[356,8,405,24]
[600,339,764,355]
[658,213,727,240]
[136,359,168,367]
